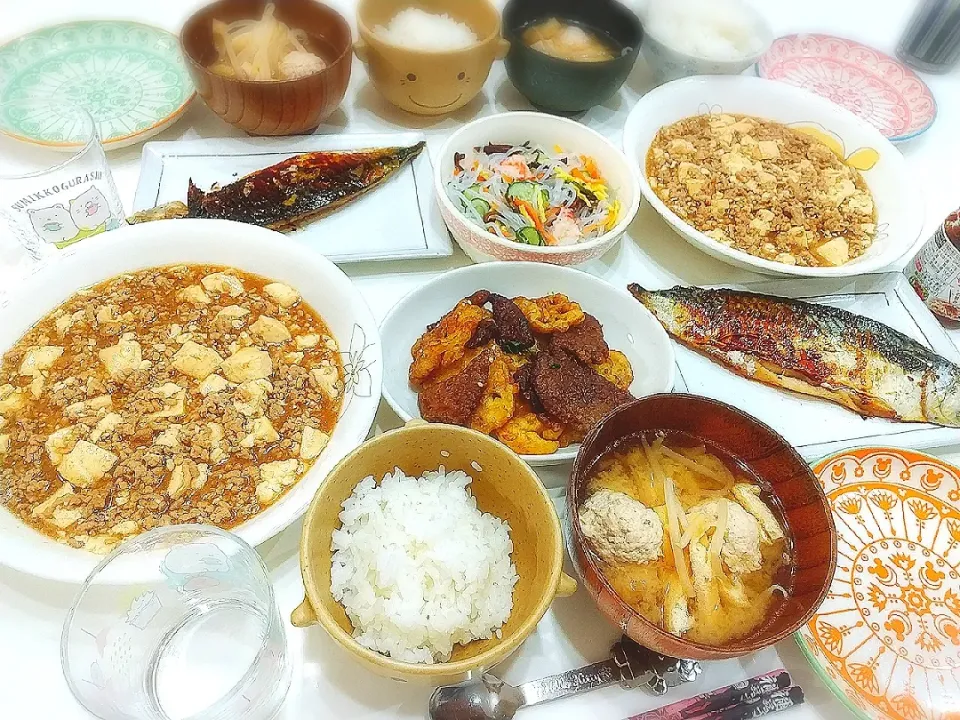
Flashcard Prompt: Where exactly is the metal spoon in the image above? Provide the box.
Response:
[428,638,701,720]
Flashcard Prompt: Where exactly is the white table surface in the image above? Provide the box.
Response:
[1,1,959,718]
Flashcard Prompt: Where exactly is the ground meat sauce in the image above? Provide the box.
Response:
[0,264,343,553]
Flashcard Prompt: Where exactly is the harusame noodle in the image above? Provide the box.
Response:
[581,432,792,645]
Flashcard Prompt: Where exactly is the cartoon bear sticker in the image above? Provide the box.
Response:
[69,186,112,232]
[27,204,80,246]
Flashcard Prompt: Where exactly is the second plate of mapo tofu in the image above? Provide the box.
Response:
[0,264,343,553]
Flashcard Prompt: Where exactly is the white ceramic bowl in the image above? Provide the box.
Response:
[0,220,382,583]
[434,112,641,266]
[623,75,925,278]
[640,2,772,83]
[379,262,675,466]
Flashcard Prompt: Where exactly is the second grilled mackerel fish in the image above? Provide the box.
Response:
[629,284,960,427]
[187,142,425,230]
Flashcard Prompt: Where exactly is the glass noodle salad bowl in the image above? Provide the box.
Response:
[434,112,641,265]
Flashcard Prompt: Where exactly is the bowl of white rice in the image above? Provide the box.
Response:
[355,0,509,116]
[640,0,773,83]
[291,422,576,684]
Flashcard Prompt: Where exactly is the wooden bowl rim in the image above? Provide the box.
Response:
[298,422,566,677]
[179,0,354,86]
[568,392,838,660]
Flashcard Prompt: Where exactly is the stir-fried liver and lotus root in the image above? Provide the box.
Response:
[0,265,343,553]
[409,292,635,454]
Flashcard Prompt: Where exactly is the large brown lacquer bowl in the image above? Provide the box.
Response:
[568,394,837,660]
[181,0,352,135]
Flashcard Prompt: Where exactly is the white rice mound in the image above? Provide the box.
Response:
[373,8,478,52]
[330,467,519,664]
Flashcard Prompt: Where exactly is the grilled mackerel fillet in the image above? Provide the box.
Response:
[187,142,425,231]
[629,284,960,426]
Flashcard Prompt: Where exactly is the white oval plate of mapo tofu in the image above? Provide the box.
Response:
[623,75,924,278]
[0,219,381,583]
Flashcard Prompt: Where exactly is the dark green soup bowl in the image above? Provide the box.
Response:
[503,0,642,114]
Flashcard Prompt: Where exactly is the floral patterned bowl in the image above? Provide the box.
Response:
[758,34,937,143]
[798,448,960,720]
[434,111,641,265]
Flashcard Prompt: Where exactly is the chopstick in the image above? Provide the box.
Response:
[628,671,795,720]
[692,687,804,720]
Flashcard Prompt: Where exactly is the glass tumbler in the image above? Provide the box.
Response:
[61,525,292,720]
[0,100,125,261]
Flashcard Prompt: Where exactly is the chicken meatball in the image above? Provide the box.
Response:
[579,489,664,564]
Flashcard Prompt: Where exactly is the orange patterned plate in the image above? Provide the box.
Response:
[798,448,960,720]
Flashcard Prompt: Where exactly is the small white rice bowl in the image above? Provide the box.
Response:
[373,9,478,52]
[329,467,519,664]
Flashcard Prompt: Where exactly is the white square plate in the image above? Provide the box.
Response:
[671,273,960,460]
[133,133,453,264]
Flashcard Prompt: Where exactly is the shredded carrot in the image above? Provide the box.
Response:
[583,156,601,179]
[517,200,556,246]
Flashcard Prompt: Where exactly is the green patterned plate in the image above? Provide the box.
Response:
[0,21,195,150]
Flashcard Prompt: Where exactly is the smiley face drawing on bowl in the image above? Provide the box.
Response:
[360,37,508,116]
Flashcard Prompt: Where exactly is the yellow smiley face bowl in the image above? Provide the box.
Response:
[355,0,508,116]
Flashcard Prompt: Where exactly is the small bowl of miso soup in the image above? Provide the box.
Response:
[568,394,837,661]
[502,0,642,114]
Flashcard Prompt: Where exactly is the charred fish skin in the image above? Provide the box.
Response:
[628,283,960,428]
[186,142,426,231]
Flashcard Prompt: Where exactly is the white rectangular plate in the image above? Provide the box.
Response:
[670,273,960,460]
[133,133,453,264]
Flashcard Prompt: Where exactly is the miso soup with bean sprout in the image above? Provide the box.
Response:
[578,430,793,646]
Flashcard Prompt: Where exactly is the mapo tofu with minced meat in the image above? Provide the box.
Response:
[0,265,342,553]
[410,291,635,455]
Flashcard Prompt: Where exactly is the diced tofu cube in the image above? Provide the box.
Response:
[240,417,280,448]
[263,282,299,308]
[667,138,696,156]
[214,305,250,329]
[816,238,850,267]
[758,140,780,159]
[198,374,233,395]
[177,285,212,305]
[845,191,874,215]
[80,536,119,554]
[55,310,84,335]
[90,413,123,443]
[154,424,182,448]
[58,441,118,487]
[50,507,83,529]
[721,152,754,176]
[147,383,186,420]
[201,272,244,296]
[111,520,139,536]
[250,316,291,344]
[168,464,189,499]
[19,346,64,376]
[206,422,227,463]
[285,352,304,364]
[0,385,24,415]
[256,459,300,504]
[32,483,74,517]
[0,434,9,455]
[46,426,79,465]
[29,375,44,399]
[311,363,342,399]
[172,341,224,380]
[300,426,329,460]
[233,379,272,417]
[296,334,320,349]
[95,305,116,323]
[99,339,142,379]
[221,348,272,383]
